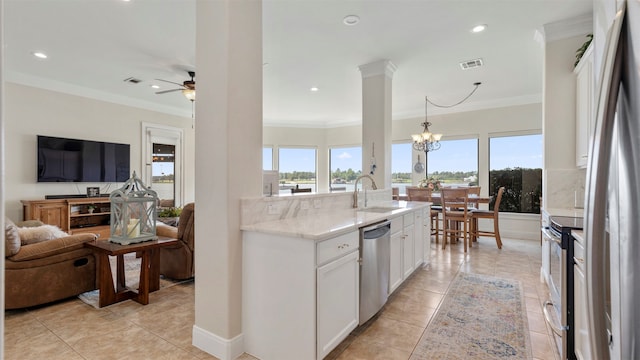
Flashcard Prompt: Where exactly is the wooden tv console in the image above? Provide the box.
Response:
[22,197,112,239]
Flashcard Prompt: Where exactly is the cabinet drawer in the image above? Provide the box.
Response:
[403,213,414,226]
[390,216,403,234]
[317,231,358,266]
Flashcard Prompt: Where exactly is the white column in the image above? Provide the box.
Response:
[359,60,396,189]
[193,1,262,359]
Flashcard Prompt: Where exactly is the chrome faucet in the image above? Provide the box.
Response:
[353,174,378,208]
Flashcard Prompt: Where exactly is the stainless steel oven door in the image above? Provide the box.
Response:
[542,227,568,359]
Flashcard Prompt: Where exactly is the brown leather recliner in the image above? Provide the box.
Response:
[4,219,98,309]
[156,202,194,280]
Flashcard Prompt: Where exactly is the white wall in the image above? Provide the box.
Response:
[3,82,195,220]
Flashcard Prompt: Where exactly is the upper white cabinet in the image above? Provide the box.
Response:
[575,43,594,168]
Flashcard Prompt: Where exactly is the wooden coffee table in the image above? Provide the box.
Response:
[85,236,179,307]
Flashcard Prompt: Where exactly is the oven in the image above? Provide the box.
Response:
[542,215,583,360]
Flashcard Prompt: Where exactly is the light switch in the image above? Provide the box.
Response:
[301,200,310,210]
[267,204,278,215]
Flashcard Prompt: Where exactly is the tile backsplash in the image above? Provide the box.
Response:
[544,168,586,209]
[241,189,392,226]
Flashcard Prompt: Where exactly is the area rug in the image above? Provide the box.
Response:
[78,253,191,308]
[410,272,533,360]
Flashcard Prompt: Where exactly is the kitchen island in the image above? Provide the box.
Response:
[241,199,431,360]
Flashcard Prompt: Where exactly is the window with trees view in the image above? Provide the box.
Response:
[489,134,542,214]
[426,138,478,186]
[329,146,362,192]
[278,147,317,194]
[392,143,412,194]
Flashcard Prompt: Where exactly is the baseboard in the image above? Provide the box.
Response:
[192,325,244,360]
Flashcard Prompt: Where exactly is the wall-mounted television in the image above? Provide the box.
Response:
[37,135,130,182]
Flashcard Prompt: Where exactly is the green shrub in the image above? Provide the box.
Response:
[158,207,182,217]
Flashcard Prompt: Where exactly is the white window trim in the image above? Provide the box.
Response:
[141,122,184,207]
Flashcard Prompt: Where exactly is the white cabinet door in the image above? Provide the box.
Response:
[575,44,594,168]
[423,207,431,265]
[573,239,590,360]
[413,210,424,268]
[403,223,415,278]
[389,230,404,294]
[317,250,359,360]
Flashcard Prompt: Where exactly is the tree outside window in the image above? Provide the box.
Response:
[278,147,317,194]
[426,138,479,187]
[391,143,412,195]
[489,134,542,214]
[329,146,362,192]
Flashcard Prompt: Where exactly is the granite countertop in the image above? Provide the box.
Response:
[241,200,430,241]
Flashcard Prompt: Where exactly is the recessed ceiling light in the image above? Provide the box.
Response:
[32,52,48,59]
[151,85,160,89]
[310,87,319,92]
[343,15,360,26]
[471,24,487,33]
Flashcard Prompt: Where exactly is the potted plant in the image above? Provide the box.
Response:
[158,207,182,226]
[87,204,97,214]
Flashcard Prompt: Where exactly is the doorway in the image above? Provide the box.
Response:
[142,123,184,208]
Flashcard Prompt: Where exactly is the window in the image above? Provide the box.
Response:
[427,138,478,186]
[152,143,176,208]
[392,143,412,195]
[278,147,317,194]
[489,134,542,214]
[329,146,361,192]
[263,147,273,170]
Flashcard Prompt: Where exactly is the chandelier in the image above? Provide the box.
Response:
[411,82,482,154]
[412,115,442,152]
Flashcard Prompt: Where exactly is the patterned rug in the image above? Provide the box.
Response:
[410,272,533,360]
[78,253,190,308]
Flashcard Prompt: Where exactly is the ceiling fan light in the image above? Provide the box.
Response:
[182,89,196,101]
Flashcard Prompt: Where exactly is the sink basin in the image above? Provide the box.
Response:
[357,207,401,213]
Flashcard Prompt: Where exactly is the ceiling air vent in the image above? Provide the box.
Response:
[123,77,143,84]
[459,58,484,70]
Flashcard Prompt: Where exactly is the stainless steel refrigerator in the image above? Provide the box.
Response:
[584,1,640,359]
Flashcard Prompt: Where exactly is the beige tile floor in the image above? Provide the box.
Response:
[4,237,559,360]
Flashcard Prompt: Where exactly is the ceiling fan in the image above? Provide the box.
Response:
[155,71,196,101]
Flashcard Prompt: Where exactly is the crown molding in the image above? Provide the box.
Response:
[542,13,593,42]
[5,71,192,119]
[358,60,397,79]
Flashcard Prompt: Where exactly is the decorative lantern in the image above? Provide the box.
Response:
[109,171,158,245]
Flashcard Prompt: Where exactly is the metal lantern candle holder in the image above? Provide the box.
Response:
[109,171,158,245]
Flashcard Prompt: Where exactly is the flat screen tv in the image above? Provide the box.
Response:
[37,135,130,182]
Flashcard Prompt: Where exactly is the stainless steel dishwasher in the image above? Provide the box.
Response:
[359,220,391,325]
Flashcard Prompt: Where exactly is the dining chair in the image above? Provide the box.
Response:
[470,186,505,249]
[392,187,400,200]
[407,187,440,244]
[440,187,472,252]
[467,186,481,209]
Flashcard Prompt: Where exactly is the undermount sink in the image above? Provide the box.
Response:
[357,206,401,213]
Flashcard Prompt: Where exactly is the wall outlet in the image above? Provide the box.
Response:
[267,204,278,215]
[313,199,322,209]
[300,200,310,210]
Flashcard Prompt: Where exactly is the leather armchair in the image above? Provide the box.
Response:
[156,202,194,280]
[4,218,97,309]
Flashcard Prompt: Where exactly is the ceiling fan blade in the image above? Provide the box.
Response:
[155,88,183,94]
[155,79,186,87]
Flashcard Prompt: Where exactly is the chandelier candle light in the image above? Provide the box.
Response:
[412,82,482,179]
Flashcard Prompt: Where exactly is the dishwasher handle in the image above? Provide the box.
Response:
[362,220,391,239]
